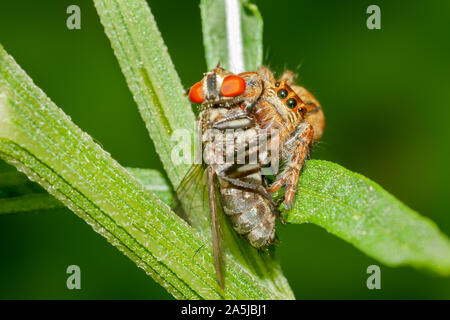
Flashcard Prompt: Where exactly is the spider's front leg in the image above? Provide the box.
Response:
[268,121,314,209]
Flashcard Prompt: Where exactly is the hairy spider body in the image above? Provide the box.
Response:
[242,66,324,208]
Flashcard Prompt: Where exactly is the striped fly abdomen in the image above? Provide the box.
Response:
[218,171,276,248]
[201,106,276,249]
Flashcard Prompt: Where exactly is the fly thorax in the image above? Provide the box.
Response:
[203,71,224,101]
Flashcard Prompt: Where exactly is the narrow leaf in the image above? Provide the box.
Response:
[285,160,450,276]
[0,170,43,197]
[125,167,173,204]
[0,193,61,215]
[0,168,173,214]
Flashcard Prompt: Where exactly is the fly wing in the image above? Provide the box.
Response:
[172,163,208,225]
[207,166,224,288]
[172,163,224,288]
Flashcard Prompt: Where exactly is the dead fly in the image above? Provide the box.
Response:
[177,65,325,287]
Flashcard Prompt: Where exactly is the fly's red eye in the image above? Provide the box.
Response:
[220,75,246,97]
[188,81,204,103]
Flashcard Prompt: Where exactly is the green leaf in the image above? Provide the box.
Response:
[0,193,61,215]
[0,42,292,299]
[93,0,196,188]
[124,167,174,204]
[200,0,263,71]
[0,168,173,214]
[284,160,450,276]
[0,170,44,197]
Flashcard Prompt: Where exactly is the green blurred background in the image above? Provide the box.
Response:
[1,0,450,299]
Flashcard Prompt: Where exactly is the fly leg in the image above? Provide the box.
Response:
[211,97,264,129]
[268,121,314,209]
[273,197,287,224]
[208,112,264,197]
[262,194,286,224]
[211,112,254,130]
[215,169,275,205]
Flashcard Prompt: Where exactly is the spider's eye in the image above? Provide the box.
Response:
[277,89,288,99]
[275,81,280,87]
[286,98,297,109]
[221,75,246,97]
[298,107,305,114]
[188,81,204,103]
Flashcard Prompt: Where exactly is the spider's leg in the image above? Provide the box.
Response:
[279,69,296,85]
[268,121,314,209]
[256,66,276,85]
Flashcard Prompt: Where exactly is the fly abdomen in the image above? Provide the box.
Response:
[218,172,276,249]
